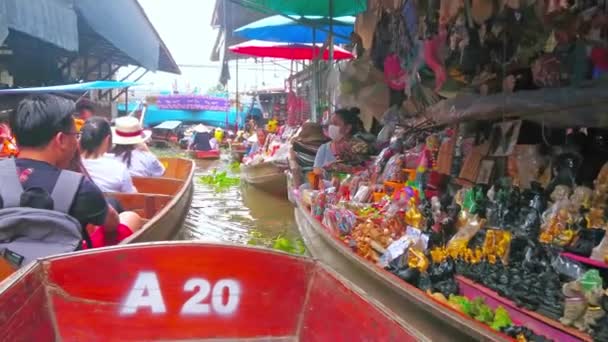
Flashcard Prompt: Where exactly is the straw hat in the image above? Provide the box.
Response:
[193,124,211,133]
[293,122,328,144]
[112,116,151,145]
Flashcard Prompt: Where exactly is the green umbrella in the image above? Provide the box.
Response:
[246,0,367,17]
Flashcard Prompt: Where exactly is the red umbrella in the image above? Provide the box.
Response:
[228,40,354,60]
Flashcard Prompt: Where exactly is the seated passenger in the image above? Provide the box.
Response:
[189,124,213,151]
[111,116,165,177]
[8,95,142,248]
[247,129,267,156]
[80,117,137,193]
[209,129,220,150]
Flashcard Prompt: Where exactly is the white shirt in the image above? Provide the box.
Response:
[82,154,137,193]
[115,149,166,177]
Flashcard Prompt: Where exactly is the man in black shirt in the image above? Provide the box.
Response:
[9,95,123,242]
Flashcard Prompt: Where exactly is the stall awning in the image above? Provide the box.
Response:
[424,83,608,128]
[242,0,367,17]
[0,0,79,51]
[0,81,137,94]
[75,0,180,74]
[210,0,268,62]
[154,121,182,130]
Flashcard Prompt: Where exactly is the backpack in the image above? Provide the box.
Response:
[0,158,86,268]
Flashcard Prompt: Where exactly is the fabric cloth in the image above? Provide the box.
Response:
[85,223,133,249]
[82,154,137,193]
[209,137,219,150]
[191,132,212,151]
[313,142,337,168]
[13,158,107,229]
[115,150,165,177]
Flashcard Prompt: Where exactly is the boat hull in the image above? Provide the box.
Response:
[0,242,427,341]
[190,149,221,160]
[294,196,512,341]
[119,158,195,244]
[229,143,247,162]
[241,162,287,197]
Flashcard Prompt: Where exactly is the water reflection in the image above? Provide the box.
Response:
[176,155,298,245]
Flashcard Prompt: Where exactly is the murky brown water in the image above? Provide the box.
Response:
[173,152,299,245]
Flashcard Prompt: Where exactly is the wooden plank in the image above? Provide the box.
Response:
[132,177,183,196]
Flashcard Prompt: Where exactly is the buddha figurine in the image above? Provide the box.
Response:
[430,247,448,264]
[540,208,572,244]
[541,185,571,224]
[407,248,430,273]
[569,186,593,218]
[586,207,606,229]
[405,197,423,229]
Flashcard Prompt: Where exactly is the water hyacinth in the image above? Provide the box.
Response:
[198,170,240,192]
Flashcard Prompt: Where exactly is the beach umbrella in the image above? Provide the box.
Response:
[228,40,354,61]
[244,0,366,17]
[234,15,354,44]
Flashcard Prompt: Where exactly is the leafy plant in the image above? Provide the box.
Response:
[229,162,241,173]
[247,230,306,255]
[198,170,240,192]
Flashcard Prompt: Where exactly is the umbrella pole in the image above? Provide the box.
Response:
[328,0,334,110]
[311,28,318,123]
[236,58,240,132]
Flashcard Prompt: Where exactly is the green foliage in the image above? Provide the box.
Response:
[229,162,241,173]
[198,170,240,192]
[247,230,306,255]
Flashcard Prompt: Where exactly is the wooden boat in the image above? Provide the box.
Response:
[0,242,428,341]
[295,193,597,341]
[109,157,195,244]
[241,161,287,197]
[190,149,220,160]
[294,196,515,341]
[229,142,247,162]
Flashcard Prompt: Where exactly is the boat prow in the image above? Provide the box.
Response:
[241,161,287,197]
[0,242,428,341]
[190,149,221,160]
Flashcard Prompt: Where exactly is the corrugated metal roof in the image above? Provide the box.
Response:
[1,0,78,51]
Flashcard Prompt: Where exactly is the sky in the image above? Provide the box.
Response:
[120,0,291,94]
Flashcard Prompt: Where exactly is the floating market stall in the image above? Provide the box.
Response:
[286,0,608,341]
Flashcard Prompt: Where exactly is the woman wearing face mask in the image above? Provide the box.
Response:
[313,107,368,175]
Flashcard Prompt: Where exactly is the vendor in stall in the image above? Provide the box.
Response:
[313,107,369,176]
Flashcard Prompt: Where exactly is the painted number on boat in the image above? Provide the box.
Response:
[120,272,241,316]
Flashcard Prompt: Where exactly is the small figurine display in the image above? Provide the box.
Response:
[560,270,605,333]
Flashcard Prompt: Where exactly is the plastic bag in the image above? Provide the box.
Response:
[551,254,584,281]
[353,185,372,203]
[381,153,404,182]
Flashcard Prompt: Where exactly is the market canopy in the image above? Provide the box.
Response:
[0,81,137,95]
[243,0,367,17]
[229,40,354,60]
[234,15,355,44]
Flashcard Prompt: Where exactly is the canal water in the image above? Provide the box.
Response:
[168,151,299,245]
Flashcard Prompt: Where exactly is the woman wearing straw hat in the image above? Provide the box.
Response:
[111,116,165,177]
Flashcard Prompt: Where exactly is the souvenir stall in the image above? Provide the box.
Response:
[292,1,608,341]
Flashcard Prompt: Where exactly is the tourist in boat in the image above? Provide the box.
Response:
[188,124,214,151]
[209,129,220,150]
[112,116,165,177]
[313,107,369,176]
[80,117,137,193]
[74,99,95,132]
[8,95,142,247]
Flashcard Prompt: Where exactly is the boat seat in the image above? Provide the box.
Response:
[132,177,183,196]
[105,193,172,219]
